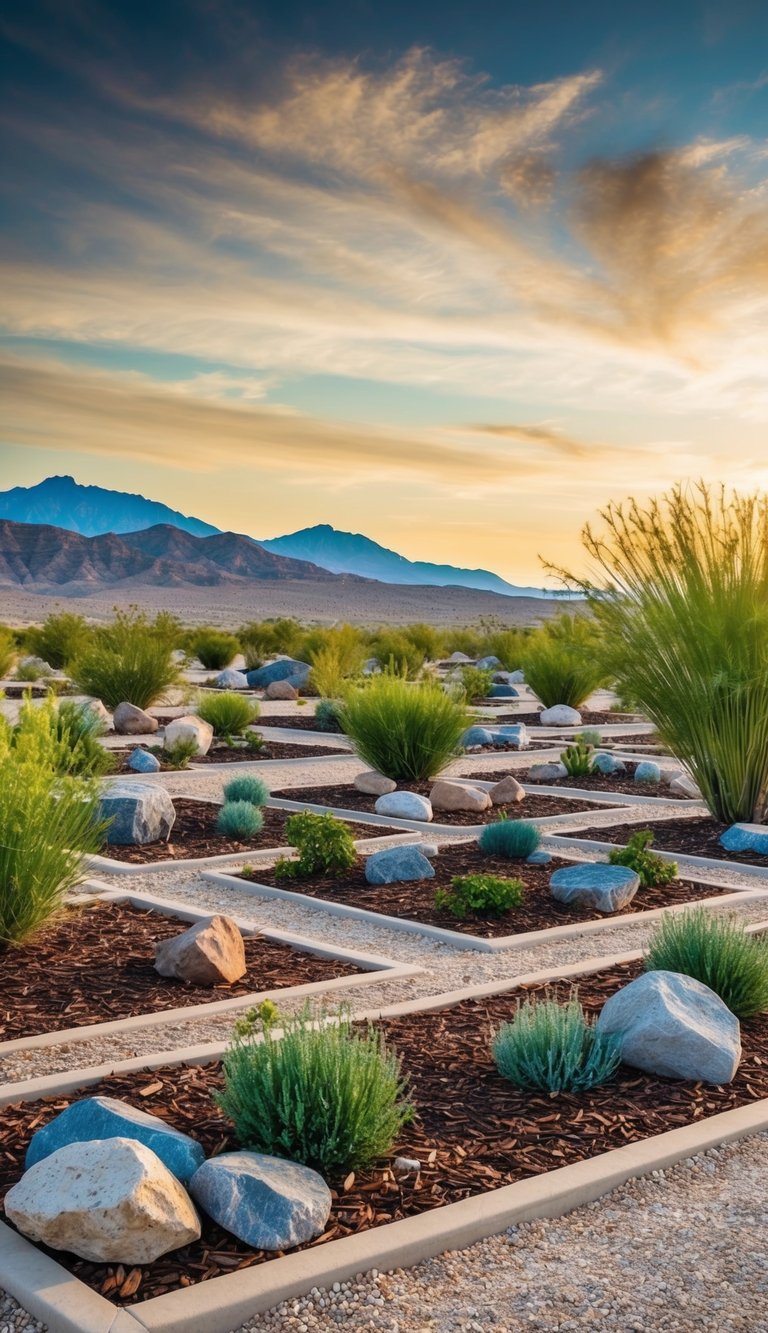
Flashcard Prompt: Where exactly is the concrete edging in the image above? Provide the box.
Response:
[86,826,420,875]
[545,829,768,883]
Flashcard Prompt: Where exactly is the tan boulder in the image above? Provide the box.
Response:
[113,702,158,735]
[265,680,299,701]
[354,770,397,796]
[489,775,525,805]
[429,780,492,813]
[154,914,246,985]
[164,714,213,756]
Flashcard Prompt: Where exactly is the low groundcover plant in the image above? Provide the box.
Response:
[493,991,621,1093]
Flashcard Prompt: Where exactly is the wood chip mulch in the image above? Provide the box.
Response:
[2,958,767,1305]
[113,741,348,769]
[0,901,361,1041]
[468,767,689,800]
[561,815,768,867]
[488,710,642,728]
[99,800,389,864]
[273,782,616,827]
[244,845,730,939]
[259,714,341,733]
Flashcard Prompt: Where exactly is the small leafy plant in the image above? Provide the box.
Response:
[459,666,495,702]
[222,774,270,806]
[644,908,768,1017]
[196,691,259,737]
[217,800,264,839]
[435,873,524,920]
[50,700,115,778]
[608,829,677,887]
[560,739,596,778]
[478,816,540,859]
[493,992,621,1093]
[274,811,357,881]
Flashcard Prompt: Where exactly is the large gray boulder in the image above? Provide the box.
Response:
[246,659,311,689]
[374,791,433,822]
[113,701,158,735]
[6,1138,200,1264]
[155,915,246,986]
[25,1095,205,1183]
[365,845,435,885]
[597,971,741,1083]
[549,862,640,913]
[99,779,176,845]
[189,1151,331,1251]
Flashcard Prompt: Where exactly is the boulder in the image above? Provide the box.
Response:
[18,655,54,677]
[128,748,161,774]
[634,760,661,783]
[265,679,299,701]
[670,774,702,799]
[354,770,397,796]
[539,705,582,727]
[7,1138,200,1264]
[461,726,495,750]
[488,775,525,805]
[215,669,249,690]
[477,656,502,670]
[75,698,113,730]
[99,779,176,845]
[374,791,433,822]
[429,780,492,814]
[597,971,741,1083]
[164,714,214,757]
[447,652,472,664]
[488,684,519,699]
[155,915,246,986]
[419,841,440,858]
[490,724,528,749]
[720,823,768,856]
[528,761,568,781]
[364,845,435,884]
[508,670,525,684]
[26,1095,206,1182]
[246,659,311,690]
[189,1151,331,1251]
[526,849,552,865]
[592,751,626,775]
[549,862,640,913]
[113,702,158,735]
[362,657,381,676]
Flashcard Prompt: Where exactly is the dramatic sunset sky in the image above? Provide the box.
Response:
[2,0,768,584]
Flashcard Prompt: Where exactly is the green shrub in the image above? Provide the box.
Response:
[314,698,343,731]
[478,817,540,859]
[608,829,677,887]
[275,811,357,881]
[435,873,524,919]
[24,613,92,671]
[190,629,240,670]
[162,737,199,769]
[560,739,596,778]
[50,700,115,778]
[196,691,259,737]
[0,702,107,943]
[460,666,495,702]
[15,661,47,681]
[644,908,768,1017]
[217,1003,412,1179]
[340,677,468,782]
[493,993,621,1092]
[479,628,529,671]
[0,626,15,678]
[443,628,484,658]
[217,800,265,839]
[366,631,426,680]
[71,609,180,709]
[223,774,270,806]
[239,618,304,668]
[522,614,608,710]
[307,627,366,697]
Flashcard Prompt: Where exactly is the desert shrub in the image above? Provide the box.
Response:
[216,800,264,839]
[239,618,304,668]
[644,908,768,1017]
[400,623,446,662]
[315,699,343,732]
[493,993,621,1093]
[24,613,92,671]
[460,666,495,702]
[196,691,259,737]
[608,828,677,887]
[0,703,107,943]
[274,811,357,881]
[50,700,115,777]
[560,739,596,778]
[222,774,270,806]
[435,873,524,919]
[366,630,426,680]
[0,626,15,678]
[217,1002,412,1179]
[563,484,768,823]
[190,629,240,670]
[339,676,467,782]
[443,628,484,658]
[71,609,180,709]
[16,660,48,681]
[479,628,529,670]
[161,737,199,769]
[478,817,540,859]
[522,614,608,709]
[309,637,365,699]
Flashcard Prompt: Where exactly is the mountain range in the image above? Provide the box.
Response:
[0,476,548,597]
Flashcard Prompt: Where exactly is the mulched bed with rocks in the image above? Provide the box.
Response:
[468,767,689,800]
[258,714,341,733]
[98,799,390,864]
[241,845,729,939]
[562,815,768,867]
[2,956,766,1305]
[485,710,644,728]
[114,740,347,769]
[272,781,616,827]
[0,902,361,1042]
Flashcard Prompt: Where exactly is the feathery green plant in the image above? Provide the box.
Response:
[493,992,621,1092]
[196,691,259,737]
[644,908,768,1017]
[522,614,608,709]
[24,613,92,671]
[339,676,468,781]
[216,800,264,839]
[190,629,240,670]
[223,774,270,806]
[71,609,180,709]
[435,873,524,919]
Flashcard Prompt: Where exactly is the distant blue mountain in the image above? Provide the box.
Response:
[0,475,220,538]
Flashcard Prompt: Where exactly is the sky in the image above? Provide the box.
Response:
[1,0,768,585]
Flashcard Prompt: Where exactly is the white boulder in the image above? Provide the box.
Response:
[539,705,582,726]
[164,714,214,756]
[374,791,433,822]
[597,971,741,1083]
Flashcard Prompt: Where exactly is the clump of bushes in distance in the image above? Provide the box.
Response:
[340,676,468,782]
[0,626,16,678]
[196,691,259,737]
[493,993,621,1093]
[24,613,92,671]
[522,613,608,710]
[190,628,240,670]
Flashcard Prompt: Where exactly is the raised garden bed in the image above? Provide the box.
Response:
[485,709,643,728]
[98,799,390,865]
[272,782,616,827]
[114,739,347,769]
[469,767,689,800]
[2,955,767,1304]
[562,815,768,867]
[0,901,361,1042]
[239,845,731,939]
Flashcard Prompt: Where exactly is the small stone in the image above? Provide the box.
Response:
[25,1095,206,1183]
[476,656,502,670]
[374,791,433,822]
[488,775,525,805]
[429,780,491,813]
[154,914,246,985]
[128,748,161,773]
[597,971,741,1083]
[113,702,158,735]
[634,760,661,783]
[539,705,582,726]
[364,846,435,885]
[99,779,176,845]
[393,1157,421,1178]
[488,684,519,698]
[549,862,640,913]
[526,849,552,865]
[164,714,214,756]
[592,752,626,775]
[189,1151,331,1250]
[354,770,398,797]
[265,680,299,701]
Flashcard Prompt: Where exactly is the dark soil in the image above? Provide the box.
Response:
[260,714,341,733]
[2,957,766,1304]
[114,740,347,769]
[563,815,768,867]
[0,902,360,1041]
[468,767,689,800]
[272,782,616,827]
[243,845,727,939]
[488,710,644,728]
[99,799,391,864]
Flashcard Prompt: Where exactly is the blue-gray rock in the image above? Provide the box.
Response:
[365,845,435,884]
[246,659,311,689]
[490,724,528,749]
[488,685,519,698]
[461,726,495,750]
[128,748,161,774]
[593,751,626,775]
[374,791,433,822]
[508,669,525,684]
[549,862,640,913]
[25,1096,205,1183]
[526,850,552,865]
[99,780,176,845]
[215,669,249,690]
[189,1151,331,1250]
[477,656,502,670]
[596,971,741,1083]
[528,761,568,781]
[720,823,768,855]
[634,760,661,783]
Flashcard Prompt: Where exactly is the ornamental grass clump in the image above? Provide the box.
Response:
[478,817,540,859]
[274,811,357,881]
[71,609,180,709]
[460,666,495,703]
[196,691,259,737]
[50,700,115,778]
[493,992,621,1093]
[24,613,92,671]
[522,614,608,710]
[216,801,264,839]
[644,908,768,1017]
[190,628,240,670]
[435,873,524,920]
[217,1003,412,1179]
[339,676,468,782]
[223,774,270,806]
[608,829,677,887]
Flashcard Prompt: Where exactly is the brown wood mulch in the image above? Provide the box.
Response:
[468,767,689,800]
[259,714,340,733]
[272,781,615,828]
[243,845,729,939]
[0,902,360,1042]
[562,815,768,867]
[114,741,347,769]
[488,710,643,728]
[1,958,767,1305]
[99,800,391,864]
